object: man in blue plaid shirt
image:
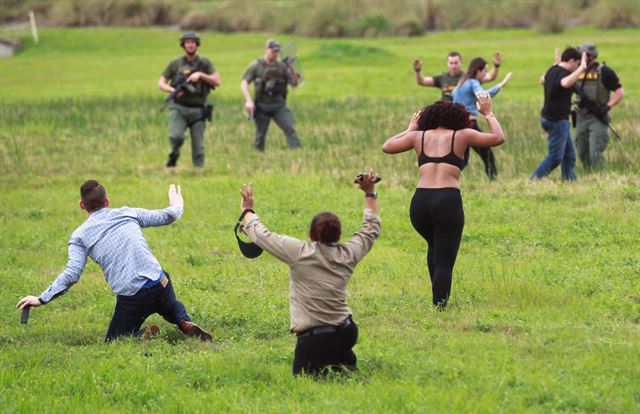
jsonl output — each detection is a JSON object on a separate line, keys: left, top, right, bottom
{"left": 16, "top": 180, "right": 212, "bottom": 343}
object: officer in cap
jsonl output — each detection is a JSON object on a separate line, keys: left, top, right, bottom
{"left": 573, "top": 42, "right": 624, "bottom": 171}
{"left": 241, "top": 39, "right": 302, "bottom": 151}
{"left": 158, "top": 32, "right": 221, "bottom": 168}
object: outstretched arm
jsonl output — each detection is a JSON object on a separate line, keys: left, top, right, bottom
{"left": 382, "top": 111, "right": 421, "bottom": 154}
{"left": 240, "top": 183, "right": 304, "bottom": 265}
{"left": 135, "top": 184, "right": 184, "bottom": 228}
{"left": 17, "top": 242, "right": 88, "bottom": 308}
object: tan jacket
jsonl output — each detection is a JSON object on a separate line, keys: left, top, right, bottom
{"left": 243, "top": 209, "right": 381, "bottom": 331}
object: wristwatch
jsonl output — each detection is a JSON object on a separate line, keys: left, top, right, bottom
{"left": 365, "top": 192, "right": 377, "bottom": 199}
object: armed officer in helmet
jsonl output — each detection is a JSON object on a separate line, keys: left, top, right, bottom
{"left": 241, "top": 39, "right": 301, "bottom": 151}
{"left": 573, "top": 42, "right": 624, "bottom": 171}
{"left": 159, "top": 32, "right": 221, "bottom": 168}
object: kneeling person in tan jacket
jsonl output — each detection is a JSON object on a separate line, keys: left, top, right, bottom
{"left": 239, "top": 172, "right": 381, "bottom": 377}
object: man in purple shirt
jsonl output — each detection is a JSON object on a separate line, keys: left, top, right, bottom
{"left": 16, "top": 180, "right": 212, "bottom": 343}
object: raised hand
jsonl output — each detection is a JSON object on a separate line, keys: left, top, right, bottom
{"left": 579, "top": 51, "right": 588, "bottom": 71}
{"left": 475, "top": 92, "right": 493, "bottom": 116}
{"left": 413, "top": 59, "right": 423, "bottom": 72}
{"left": 492, "top": 51, "right": 502, "bottom": 66}
{"left": 354, "top": 170, "right": 381, "bottom": 193}
{"left": 240, "top": 182, "right": 254, "bottom": 211}
{"left": 408, "top": 111, "right": 421, "bottom": 131}
{"left": 169, "top": 184, "right": 183, "bottom": 207}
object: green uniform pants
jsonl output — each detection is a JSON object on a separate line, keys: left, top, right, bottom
{"left": 168, "top": 103, "right": 206, "bottom": 167}
{"left": 574, "top": 112, "right": 609, "bottom": 171}
{"left": 254, "top": 101, "right": 301, "bottom": 151}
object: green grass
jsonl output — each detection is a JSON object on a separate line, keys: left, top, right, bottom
{"left": 1, "top": 27, "right": 639, "bottom": 413}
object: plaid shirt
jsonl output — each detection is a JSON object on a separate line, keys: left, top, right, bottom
{"left": 39, "top": 205, "right": 183, "bottom": 303}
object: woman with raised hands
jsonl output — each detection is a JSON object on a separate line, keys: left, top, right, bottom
{"left": 453, "top": 57, "right": 512, "bottom": 179}
{"left": 382, "top": 94, "right": 504, "bottom": 308}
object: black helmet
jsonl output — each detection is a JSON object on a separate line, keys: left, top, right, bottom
{"left": 180, "top": 32, "right": 201, "bottom": 47}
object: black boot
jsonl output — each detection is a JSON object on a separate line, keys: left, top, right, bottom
{"left": 166, "top": 153, "right": 178, "bottom": 168}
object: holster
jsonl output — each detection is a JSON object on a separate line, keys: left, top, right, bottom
{"left": 570, "top": 109, "right": 577, "bottom": 128}
{"left": 204, "top": 104, "right": 214, "bottom": 122}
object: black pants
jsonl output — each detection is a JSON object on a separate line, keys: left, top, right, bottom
{"left": 470, "top": 119, "right": 497, "bottom": 179}
{"left": 410, "top": 188, "right": 464, "bottom": 307}
{"left": 293, "top": 317, "right": 359, "bottom": 377}
{"left": 104, "top": 273, "right": 190, "bottom": 342}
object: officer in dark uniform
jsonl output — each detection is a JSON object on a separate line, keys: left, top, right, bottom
{"left": 240, "top": 39, "right": 301, "bottom": 151}
{"left": 158, "top": 32, "right": 220, "bottom": 167}
{"left": 574, "top": 42, "right": 624, "bottom": 171}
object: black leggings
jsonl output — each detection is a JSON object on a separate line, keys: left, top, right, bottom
{"left": 470, "top": 119, "right": 497, "bottom": 179}
{"left": 410, "top": 188, "right": 464, "bottom": 307}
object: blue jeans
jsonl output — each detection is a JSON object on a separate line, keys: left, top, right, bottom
{"left": 104, "top": 272, "right": 190, "bottom": 342}
{"left": 531, "top": 118, "right": 576, "bottom": 181}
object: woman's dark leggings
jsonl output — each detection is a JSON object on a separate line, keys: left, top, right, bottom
{"left": 410, "top": 188, "right": 464, "bottom": 307}
{"left": 470, "top": 119, "right": 497, "bottom": 179}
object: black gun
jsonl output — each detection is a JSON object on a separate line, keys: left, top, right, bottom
{"left": 572, "top": 85, "right": 621, "bottom": 140}
{"left": 161, "top": 72, "right": 196, "bottom": 112}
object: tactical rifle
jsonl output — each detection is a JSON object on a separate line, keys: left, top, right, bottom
{"left": 282, "top": 41, "right": 304, "bottom": 87}
{"left": 161, "top": 72, "right": 196, "bottom": 112}
{"left": 572, "top": 84, "right": 621, "bottom": 140}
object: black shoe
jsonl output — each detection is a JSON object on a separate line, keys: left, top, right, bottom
{"left": 166, "top": 156, "right": 178, "bottom": 168}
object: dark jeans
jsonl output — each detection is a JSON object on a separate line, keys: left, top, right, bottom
{"left": 293, "top": 317, "right": 359, "bottom": 377}
{"left": 531, "top": 117, "right": 576, "bottom": 181}
{"left": 410, "top": 188, "right": 464, "bottom": 307}
{"left": 470, "top": 119, "right": 497, "bottom": 179}
{"left": 104, "top": 272, "right": 190, "bottom": 342}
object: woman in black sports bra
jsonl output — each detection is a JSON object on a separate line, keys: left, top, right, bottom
{"left": 382, "top": 94, "right": 505, "bottom": 308}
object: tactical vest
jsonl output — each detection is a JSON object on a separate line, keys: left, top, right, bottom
{"left": 253, "top": 58, "right": 288, "bottom": 103}
{"left": 173, "top": 55, "right": 211, "bottom": 102}
{"left": 575, "top": 63, "right": 610, "bottom": 114}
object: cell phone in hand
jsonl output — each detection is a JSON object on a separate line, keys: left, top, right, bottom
{"left": 20, "top": 306, "right": 30, "bottom": 324}
{"left": 354, "top": 174, "right": 382, "bottom": 184}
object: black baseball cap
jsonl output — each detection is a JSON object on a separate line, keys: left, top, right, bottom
{"left": 266, "top": 39, "right": 281, "bottom": 52}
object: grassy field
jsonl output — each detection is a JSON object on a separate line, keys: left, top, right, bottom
{"left": 1, "top": 27, "right": 639, "bottom": 413}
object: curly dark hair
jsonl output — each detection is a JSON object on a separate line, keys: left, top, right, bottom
{"left": 417, "top": 101, "right": 471, "bottom": 131}
{"left": 309, "top": 212, "right": 341, "bottom": 244}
